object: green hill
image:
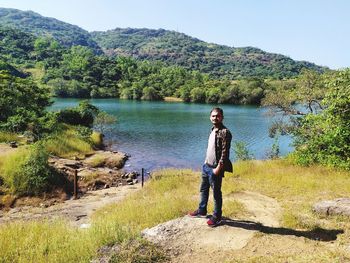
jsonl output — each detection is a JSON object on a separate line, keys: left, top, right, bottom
{"left": 0, "top": 26, "right": 35, "bottom": 66}
{"left": 0, "top": 7, "right": 328, "bottom": 79}
{"left": 0, "top": 8, "right": 101, "bottom": 54}
{"left": 91, "top": 28, "right": 327, "bottom": 79}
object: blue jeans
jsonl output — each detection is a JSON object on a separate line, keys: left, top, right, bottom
{"left": 198, "top": 163, "right": 223, "bottom": 219}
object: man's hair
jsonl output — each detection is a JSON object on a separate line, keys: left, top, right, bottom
{"left": 210, "top": 107, "right": 224, "bottom": 116}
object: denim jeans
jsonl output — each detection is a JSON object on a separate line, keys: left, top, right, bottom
{"left": 198, "top": 163, "right": 223, "bottom": 219}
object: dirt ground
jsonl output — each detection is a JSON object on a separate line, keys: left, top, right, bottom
{"left": 142, "top": 191, "right": 348, "bottom": 263}
{"left": 0, "top": 184, "right": 141, "bottom": 227}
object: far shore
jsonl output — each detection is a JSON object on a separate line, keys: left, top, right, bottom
{"left": 163, "top": 96, "right": 184, "bottom": 102}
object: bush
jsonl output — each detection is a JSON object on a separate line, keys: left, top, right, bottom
{"left": 233, "top": 141, "right": 253, "bottom": 161}
{"left": 1, "top": 143, "right": 53, "bottom": 196}
{"left": 57, "top": 100, "right": 99, "bottom": 127}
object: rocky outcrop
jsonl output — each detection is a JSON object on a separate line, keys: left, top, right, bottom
{"left": 49, "top": 151, "right": 139, "bottom": 192}
{"left": 313, "top": 198, "right": 350, "bottom": 216}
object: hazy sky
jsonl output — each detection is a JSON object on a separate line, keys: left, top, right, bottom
{"left": 1, "top": 0, "right": 349, "bottom": 69}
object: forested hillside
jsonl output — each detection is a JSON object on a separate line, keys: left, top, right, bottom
{"left": 0, "top": 8, "right": 101, "bottom": 54}
{"left": 91, "top": 28, "right": 327, "bottom": 79}
{"left": 0, "top": 7, "right": 328, "bottom": 79}
{"left": 0, "top": 24, "right": 289, "bottom": 104}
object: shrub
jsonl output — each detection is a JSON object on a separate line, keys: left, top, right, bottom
{"left": 57, "top": 100, "right": 99, "bottom": 127}
{"left": 233, "top": 141, "right": 253, "bottom": 161}
{"left": 1, "top": 143, "right": 53, "bottom": 196}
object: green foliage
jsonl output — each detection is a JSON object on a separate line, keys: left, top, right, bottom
{"left": 190, "top": 87, "right": 206, "bottom": 103}
{"left": 267, "top": 135, "right": 280, "bottom": 159}
{"left": 292, "top": 69, "right": 350, "bottom": 170}
{"left": 93, "top": 111, "right": 117, "bottom": 135}
{"left": 1, "top": 142, "right": 53, "bottom": 196}
{"left": 44, "top": 125, "right": 94, "bottom": 158}
{"left": 0, "top": 131, "right": 19, "bottom": 143}
{"left": 57, "top": 100, "right": 99, "bottom": 127}
{"left": 233, "top": 141, "right": 253, "bottom": 161}
{"left": 142, "top": 86, "right": 162, "bottom": 100}
{"left": 91, "top": 28, "right": 327, "bottom": 79}
{"left": 0, "top": 26, "right": 35, "bottom": 66}
{"left": 0, "top": 8, "right": 101, "bottom": 53}
{"left": 0, "top": 10, "right": 330, "bottom": 107}
{"left": 0, "top": 70, "right": 52, "bottom": 134}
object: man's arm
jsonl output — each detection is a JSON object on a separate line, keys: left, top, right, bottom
{"left": 213, "top": 129, "right": 232, "bottom": 175}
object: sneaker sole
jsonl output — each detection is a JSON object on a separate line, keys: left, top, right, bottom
{"left": 188, "top": 214, "right": 207, "bottom": 218}
{"left": 207, "top": 220, "right": 222, "bottom": 227}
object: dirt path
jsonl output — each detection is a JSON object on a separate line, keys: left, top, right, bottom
{"left": 0, "top": 184, "right": 141, "bottom": 227}
{"left": 142, "top": 191, "right": 281, "bottom": 263}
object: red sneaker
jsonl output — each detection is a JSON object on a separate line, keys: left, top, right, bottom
{"left": 207, "top": 216, "right": 222, "bottom": 227}
{"left": 188, "top": 209, "right": 207, "bottom": 217}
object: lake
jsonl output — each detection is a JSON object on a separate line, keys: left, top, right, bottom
{"left": 51, "top": 98, "right": 293, "bottom": 172}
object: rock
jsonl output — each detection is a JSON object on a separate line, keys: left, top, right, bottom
{"left": 128, "top": 172, "right": 139, "bottom": 179}
{"left": 79, "top": 223, "right": 91, "bottom": 229}
{"left": 133, "top": 179, "right": 138, "bottom": 184}
{"left": 9, "top": 141, "right": 18, "bottom": 148}
{"left": 313, "top": 198, "right": 350, "bottom": 216}
{"left": 126, "top": 178, "right": 133, "bottom": 183}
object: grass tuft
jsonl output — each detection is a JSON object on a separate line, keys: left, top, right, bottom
{"left": 0, "top": 131, "right": 20, "bottom": 143}
{"left": 44, "top": 127, "right": 94, "bottom": 158}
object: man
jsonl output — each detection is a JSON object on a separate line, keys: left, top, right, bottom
{"left": 189, "top": 107, "right": 233, "bottom": 227}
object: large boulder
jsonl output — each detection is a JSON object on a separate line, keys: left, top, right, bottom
{"left": 313, "top": 198, "right": 350, "bottom": 216}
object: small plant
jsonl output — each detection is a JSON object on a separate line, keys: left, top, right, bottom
{"left": 233, "top": 141, "right": 253, "bottom": 161}
{"left": 93, "top": 111, "right": 117, "bottom": 136}
{"left": 266, "top": 133, "right": 280, "bottom": 159}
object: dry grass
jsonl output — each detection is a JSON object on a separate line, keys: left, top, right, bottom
{"left": 0, "top": 161, "right": 349, "bottom": 262}
{"left": 0, "top": 131, "right": 20, "bottom": 143}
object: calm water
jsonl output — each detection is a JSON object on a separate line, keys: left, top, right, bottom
{"left": 50, "top": 98, "right": 293, "bottom": 172}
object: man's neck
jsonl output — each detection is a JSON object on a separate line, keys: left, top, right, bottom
{"left": 213, "top": 123, "right": 223, "bottom": 129}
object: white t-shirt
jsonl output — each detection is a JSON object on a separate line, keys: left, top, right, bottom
{"left": 205, "top": 129, "right": 217, "bottom": 166}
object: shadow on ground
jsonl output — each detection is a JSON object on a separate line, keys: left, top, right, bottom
{"left": 221, "top": 218, "right": 344, "bottom": 242}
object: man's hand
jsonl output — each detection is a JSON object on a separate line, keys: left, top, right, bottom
{"left": 213, "top": 161, "right": 224, "bottom": 175}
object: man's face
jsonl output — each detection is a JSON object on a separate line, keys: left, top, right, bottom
{"left": 210, "top": 110, "right": 223, "bottom": 125}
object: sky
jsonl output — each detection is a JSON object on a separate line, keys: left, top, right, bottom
{"left": 0, "top": 0, "right": 349, "bottom": 69}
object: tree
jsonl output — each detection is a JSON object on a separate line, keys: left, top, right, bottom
{"left": 292, "top": 69, "right": 350, "bottom": 170}
{"left": 93, "top": 111, "right": 117, "bottom": 135}
{"left": 0, "top": 71, "right": 52, "bottom": 133}
{"left": 142, "top": 86, "right": 162, "bottom": 100}
{"left": 190, "top": 87, "right": 206, "bottom": 102}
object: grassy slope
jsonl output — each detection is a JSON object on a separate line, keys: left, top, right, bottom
{"left": 0, "top": 160, "right": 349, "bottom": 262}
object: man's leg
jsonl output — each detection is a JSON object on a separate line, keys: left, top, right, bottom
{"left": 210, "top": 173, "right": 223, "bottom": 219}
{"left": 198, "top": 165, "right": 211, "bottom": 214}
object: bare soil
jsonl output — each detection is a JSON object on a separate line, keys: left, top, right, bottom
{"left": 0, "top": 184, "right": 141, "bottom": 227}
{"left": 142, "top": 191, "right": 346, "bottom": 263}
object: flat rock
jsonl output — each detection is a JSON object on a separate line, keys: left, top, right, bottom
{"left": 313, "top": 198, "right": 350, "bottom": 216}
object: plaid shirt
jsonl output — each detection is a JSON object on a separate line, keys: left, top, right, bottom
{"left": 211, "top": 123, "right": 233, "bottom": 172}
